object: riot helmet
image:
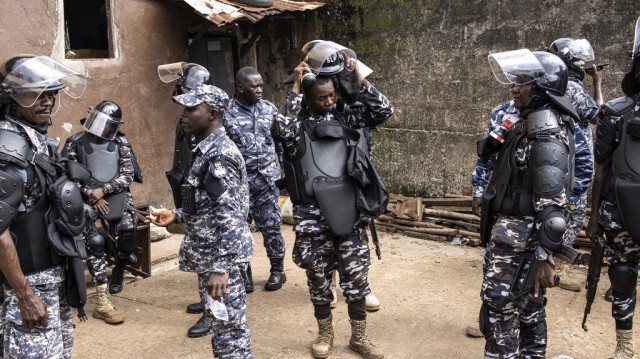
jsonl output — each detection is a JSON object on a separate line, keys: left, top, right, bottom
{"left": 488, "top": 49, "right": 545, "bottom": 86}
{"left": 530, "top": 51, "right": 576, "bottom": 119}
{"left": 548, "top": 38, "right": 594, "bottom": 81}
{"left": 83, "top": 101, "right": 123, "bottom": 140}
{"left": 158, "top": 62, "right": 211, "bottom": 95}
{"left": 548, "top": 37, "right": 574, "bottom": 57}
{"left": 0, "top": 54, "right": 87, "bottom": 114}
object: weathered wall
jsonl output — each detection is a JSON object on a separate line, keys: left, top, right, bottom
{"left": 0, "top": 0, "right": 189, "bottom": 207}
{"left": 318, "top": 0, "right": 640, "bottom": 197}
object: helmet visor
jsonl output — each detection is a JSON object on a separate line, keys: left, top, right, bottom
{"left": 158, "top": 62, "right": 187, "bottom": 83}
{"left": 83, "top": 107, "right": 122, "bottom": 140}
{"left": 3, "top": 56, "right": 87, "bottom": 108}
{"left": 304, "top": 41, "right": 344, "bottom": 76}
{"left": 322, "top": 41, "right": 373, "bottom": 78}
{"left": 488, "top": 49, "right": 545, "bottom": 85}
{"left": 633, "top": 16, "right": 640, "bottom": 59}
{"left": 568, "top": 39, "right": 595, "bottom": 62}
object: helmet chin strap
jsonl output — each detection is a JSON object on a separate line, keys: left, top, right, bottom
{"left": 523, "top": 84, "right": 550, "bottom": 113}
{"left": 567, "top": 64, "right": 585, "bottom": 82}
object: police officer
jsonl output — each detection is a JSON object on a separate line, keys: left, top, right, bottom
{"left": 63, "top": 100, "right": 141, "bottom": 323}
{"left": 272, "top": 41, "right": 392, "bottom": 359}
{"left": 158, "top": 62, "right": 214, "bottom": 334}
{"left": 149, "top": 84, "right": 254, "bottom": 358}
{"left": 586, "top": 18, "right": 640, "bottom": 359}
{"left": 225, "top": 67, "right": 286, "bottom": 291}
{"left": 0, "top": 55, "right": 89, "bottom": 358}
{"left": 548, "top": 37, "right": 603, "bottom": 292}
{"left": 478, "top": 49, "right": 578, "bottom": 357}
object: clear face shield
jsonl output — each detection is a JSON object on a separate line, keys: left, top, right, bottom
{"left": 488, "top": 49, "right": 545, "bottom": 85}
{"left": 568, "top": 39, "right": 595, "bottom": 63}
{"left": 633, "top": 17, "right": 640, "bottom": 60}
{"left": 157, "top": 62, "right": 187, "bottom": 84}
{"left": 303, "top": 42, "right": 344, "bottom": 76}
{"left": 83, "top": 107, "right": 123, "bottom": 140}
{"left": 1, "top": 56, "right": 87, "bottom": 114}
{"left": 306, "top": 40, "right": 374, "bottom": 78}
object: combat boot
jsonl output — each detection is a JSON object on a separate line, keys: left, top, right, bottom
{"left": 610, "top": 329, "right": 635, "bottom": 359}
{"left": 186, "top": 302, "right": 204, "bottom": 314}
{"left": 92, "top": 284, "right": 125, "bottom": 324}
{"left": 264, "top": 258, "right": 286, "bottom": 291}
{"left": 312, "top": 315, "right": 333, "bottom": 358}
{"left": 109, "top": 264, "right": 126, "bottom": 294}
{"left": 365, "top": 292, "right": 381, "bottom": 312}
{"left": 557, "top": 260, "right": 581, "bottom": 292}
{"left": 188, "top": 314, "right": 212, "bottom": 338}
{"left": 349, "top": 319, "right": 384, "bottom": 359}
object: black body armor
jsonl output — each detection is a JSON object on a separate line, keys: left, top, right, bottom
{"left": 166, "top": 123, "right": 194, "bottom": 208}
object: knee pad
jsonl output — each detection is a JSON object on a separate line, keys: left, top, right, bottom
{"left": 117, "top": 229, "right": 138, "bottom": 253}
{"left": 609, "top": 262, "right": 638, "bottom": 294}
{"left": 87, "top": 231, "right": 105, "bottom": 258}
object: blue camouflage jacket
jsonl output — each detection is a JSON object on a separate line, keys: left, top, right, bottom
{"left": 172, "top": 127, "right": 253, "bottom": 274}
{"left": 471, "top": 100, "right": 593, "bottom": 203}
{"left": 224, "top": 98, "right": 282, "bottom": 185}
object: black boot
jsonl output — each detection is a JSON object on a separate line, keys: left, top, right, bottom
{"left": 109, "top": 264, "right": 125, "bottom": 295}
{"left": 186, "top": 302, "right": 204, "bottom": 314}
{"left": 264, "top": 258, "right": 286, "bottom": 291}
{"left": 244, "top": 264, "right": 254, "bottom": 294}
{"left": 187, "top": 314, "right": 212, "bottom": 338}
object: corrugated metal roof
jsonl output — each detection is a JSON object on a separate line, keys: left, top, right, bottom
{"left": 183, "top": 0, "right": 324, "bottom": 26}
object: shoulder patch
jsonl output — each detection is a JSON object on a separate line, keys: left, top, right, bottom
{"left": 209, "top": 156, "right": 228, "bottom": 178}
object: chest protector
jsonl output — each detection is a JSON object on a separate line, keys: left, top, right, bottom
{"left": 0, "top": 130, "right": 63, "bottom": 276}
{"left": 484, "top": 109, "right": 575, "bottom": 217}
{"left": 283, "top": 115, "right": 361, "bottom": 235}
{"left": 606, "top": 96, "right": 640, "bottom": 238}
{"left": 71, "top": 132, "right": 125, "bottom": 221}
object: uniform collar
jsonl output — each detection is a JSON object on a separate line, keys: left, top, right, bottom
{"left": 232, "top": 96, "right": 261, "bottom": 112}
{"left": 195, "top": 126, "right": 226, "bottom": 154}
{"left": 1, "top": 113, "right": 50, "bottom": 154}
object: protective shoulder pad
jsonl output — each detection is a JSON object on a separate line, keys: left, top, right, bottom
{"left": 603, "top": 96, "right": 637, "bottom": 116}
{"left": 526, "top": 109, "right": 561, "bottom": 136}
{"left": 0, "top": 129, "right": 32, "bottom": 168}
{"left": 66, "top": 131, "right": 87, "bottom": 144}
{"left": 0, "top": 167, "right": 24, "bottom": 232}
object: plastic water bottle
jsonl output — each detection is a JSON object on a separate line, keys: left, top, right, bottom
{"left": 206, "top": 294, "right": 229, "bottom": 321}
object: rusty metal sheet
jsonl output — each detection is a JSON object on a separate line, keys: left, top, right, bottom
{"left": 183, "top": 0, "right": 324, "bottom": 26}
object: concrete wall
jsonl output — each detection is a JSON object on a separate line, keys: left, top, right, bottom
{"left": 0, "top": 0, "right": 189, "bottom": 207}
{"left": 317, "top": 0, "right": 640, "bottom": 197}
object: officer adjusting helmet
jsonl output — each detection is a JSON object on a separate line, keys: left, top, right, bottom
{"left": 0, "top": 54, "right": 87, "bottom": 115}
{"left": 158, "top": 62, "right": 211, "bottom": 96}
{"left": 83, "top": 101, "right": 123, "bottom": 140}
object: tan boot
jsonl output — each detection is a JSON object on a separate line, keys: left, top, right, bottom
{"left": 465, "top": 322, "right": 483, "bottom": 338}
{"left": 349, "top": 319, "right": 384, "bottom": 359}
{"left": 557, "top": 260, "right": 582, "bottom": 292}
{"left": 365, "top": 292, "right": 381, "bottom": 312}
{"left": 312, "top": 315, "right": 333, "bottom": 359}
{"left": 92, "top": 284, "right": 125, "bottom": 324}
{"left": 610, "top": 329, "right": 635, "bottom": 359}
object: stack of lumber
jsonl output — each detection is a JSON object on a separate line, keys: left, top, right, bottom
{"left": 375, "top": 194, "right": 482, "bottom": 246}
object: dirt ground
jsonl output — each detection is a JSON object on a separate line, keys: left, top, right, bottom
{"left": 72, "top": 225, "right": 627, "bottom": 358}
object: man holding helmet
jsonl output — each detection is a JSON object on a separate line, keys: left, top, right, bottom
{"left": 0, "top": 54, "right": 89, "bottom": 358}
{"left": 586, "top": 16, "right": 640, "bottom": 359}
{"left": 158, "top": 62, "right": 215, "bottom": 337}
{"left": 548, "top": 37, "right": 602, "bottom": 292}
{"left": 63, "top": 100, "right": 142, "bottom": 323}
{"left": 478, "top": 49, "right": 579, "bottom": 357}
{"left": 273, "top": 41, "right": 393, "bottom": 359}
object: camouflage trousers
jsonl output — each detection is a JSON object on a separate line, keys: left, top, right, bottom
{"left": 248, "top": 175, "right": 285, "bottom": 260}
{"left": 2, "top": 268, "right": 73, "bottom": 358}
{"left": 197, "top": 264, "right": 253, "bottom": 359}
{"left": 481, "top": 215, "right": 547, "bottom": 359}
{"left": 293, "top": 226, "right": 371, "bottom": 305}
{"left": 87, "top": 254, "right": 108, "bottom": 286}
{"left": 564, "top": 192, "right": 587, "bottom": 247}
{"left": 605, "top": 230, "right": 640, "bottom": 328}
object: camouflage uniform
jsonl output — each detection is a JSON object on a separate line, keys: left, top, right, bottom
{"left": 170, "top": 88, "right": 254, "bottom": 358}
{"left": 563, "top": 80, "right": 597, "bottom": 247}
{"left": 63, "top": 132, "right": 138, "bottom": 286}
{"left": 272, "top": 81, "right": 393, "bottom": 306}
{"left": 594, "top": 101, "right": 640, "bottom": 330}
{"left": 476, "top": 106, "right": 572, "bottom": 358}
{"left": 0, "top": 116, "right": 74, "bottom": 358}
{"left": 224, "top": 98, "right": 285, "bottom": 260}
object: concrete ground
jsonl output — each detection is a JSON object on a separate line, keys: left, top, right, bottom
{"left": 73, "top": 225, "right": 626, "bottom": 359}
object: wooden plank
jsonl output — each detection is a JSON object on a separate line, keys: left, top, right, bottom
{"left": 423, "top": 208, "right": 480, "bottom": 223}
{"left": 378, "top": 215, "right": 444, "bottom": 229}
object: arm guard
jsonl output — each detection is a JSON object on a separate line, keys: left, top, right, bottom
{"left": 0, "top": 166, "right": 24, "bottom": 233}
{"left": 594, "top": 114, "right": 618, "bottom": 165}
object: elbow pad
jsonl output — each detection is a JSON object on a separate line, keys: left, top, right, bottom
{"left": 0, "top": 168, "right": 24, "bottom": 233}
{"left": 537, "top": 207, "right": 567, "bottom": 252}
